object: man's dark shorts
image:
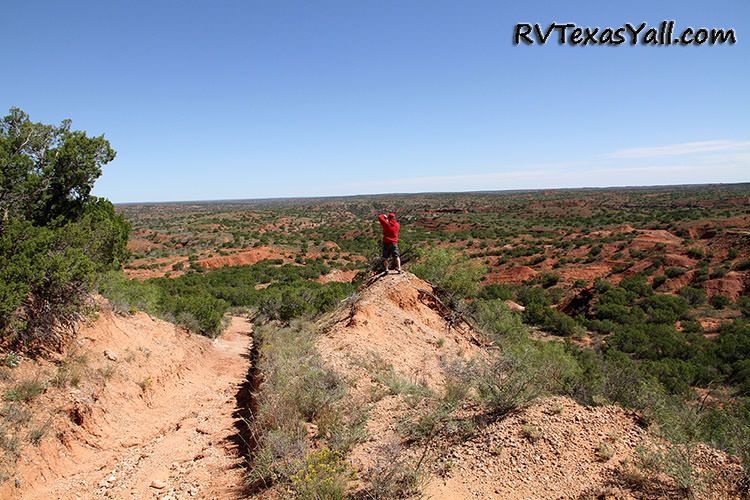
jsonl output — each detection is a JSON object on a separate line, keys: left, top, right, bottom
{"left": 382, "top": 242, "right": 400, "bottom": 259}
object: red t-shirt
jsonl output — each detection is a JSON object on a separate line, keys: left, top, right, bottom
{"left": 378, "top": 214, "right": 400, "bottom": 244}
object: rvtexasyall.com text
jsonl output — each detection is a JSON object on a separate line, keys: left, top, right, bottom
{"left": 514, "top": 21, "right": 737, "bottom": 46}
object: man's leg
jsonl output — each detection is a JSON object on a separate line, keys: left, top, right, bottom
{"left": 396, "top": 256, "right": 402, "bottom": 273}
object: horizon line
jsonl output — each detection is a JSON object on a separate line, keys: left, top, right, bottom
{"left": 113, "top": 180, "right": 750, "bottom": 206}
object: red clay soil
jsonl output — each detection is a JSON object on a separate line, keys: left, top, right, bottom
{"left": 663, "top": 253, "right": 697, "bottom": 268}
{"left": 126, "top": 238, "right": 165, "bottom": 253}
{"left": 125, "top": 257, "right": 189, "bottom": 280}
{"left": 318, "top": 272, "right": 483, "bottom": 390}
{"left": 558, "top": 263, "right": 613, "bottom": 283}
{"left": 198, "top": 246, "right": 284, "bottom": 269}
{"left": 704, "top": 272, "right": 746, "bottom": 301}
{"left": 661, "top": 269, "right": 698, "bottom": 293}
{"left": 632, "top": 229, "right": 682, "bottom": 247}
{"left": 315, "top": 269, "right": 359, "bottom": 284}
{"left": 698, "top": 317, "right": 725, "bottom": 333}
{"left": 485, "top": 266, "right": 539, "bottom": 284}
{"left": 5, "top": 306, "right": 252, "bottom": 500}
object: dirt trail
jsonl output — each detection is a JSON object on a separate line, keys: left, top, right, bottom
{"left": 18, "top": 316, "right": 253, "bottom": 500}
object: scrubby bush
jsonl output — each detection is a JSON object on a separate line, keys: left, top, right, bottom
{"left": 523, "top": 303, "right": 585, "bottom": 337}
{"left": 709, "top": 294, "right": 731, "bottom": 310}
{"left": 711, "top": 266, "right": 729, "bottom": 279}
{"left": 652, "top": 274, "right": 668, "bottom": 289}
{"left": 640, "top": 295, "right": 689, "bottom": 324}
{"left": 539, "top": 272, "right": 560, "bottom": 288}
{"left": 686, "top": 247, "right": 704, "bottom": 259}
{"left": 678, "top": 286, "right": 706, "bottom": 307}
{"left": 96, "top": 271, "right": 161, "bottom": 315}
{"left": 248, "top": 322, "right": 362, "bottom": 492}
{"left": 410, "top": 248, "right": 485, "bottom": 303}
{"left": 471, "top": 339, "right": 582, "bottom": 415}
{"left": 620, "top": 275, "right": 653, "bottom": 297}
{"left": 738, "top": 296, "right": 750, "bottom": 318}
{"left": 471, "top": 299, "right": 528, "bottom": 341}
{"left": 479, "top": 284, "right": 513, "bottom": 301}
{"left": 665, "top": 267, "right": 687, "bottom": 279}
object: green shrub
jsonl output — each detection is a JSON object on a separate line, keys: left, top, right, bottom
{"left": 620, "top": 275, "right": 653, "bottom": 297}
{"left": 652, "top": 275, "right": 668, "bottom": 289}
{"left": 686, "top": 247, "right": 704, "bottom": 259}
{"left": 710, "top": 267, "right": 729, "bottom": 279}
{"left": 472, "top": 339, "right": 582, "bottom": 414}
{"left": 479, "top": 284, "right": 513, "bottom": 301}
{"left": 665, "top": 267, "right": 686, "bottom": 279}
{"left": 678, "top": 286, "right": 706, "bottom": 307}
{"left": 410, "top": 248, "right": 485, "bottom": 302}
{"left": 472, "top": 299, "right": 528, "bottom": 341}
{"left": 738, "top": 296, "right": 750, "bottom": 318}
{"left": 4, "top": 379, "right": 45, "bottom": 402}
{"left": 539, "top": 272, "right": 560, "bottom": 288}
{"left": 709, "top": 294, "right": 731, "bottom": 309}
{"left": 640, "top": 295, "right": 689, "bottom": 324}
{"left": 97, "top": 271, "right": 161, "bottom": 315}
{"left": 523, "top": 304, "right": 585, "bottom": 337}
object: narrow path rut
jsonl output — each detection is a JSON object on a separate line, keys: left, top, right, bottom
{"left": 25, "top": 316, "right": 253, "bottom": 500}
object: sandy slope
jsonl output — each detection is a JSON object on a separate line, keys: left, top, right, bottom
{"left": 7, "top": 310, "right": 252, "bottom": 500}
{"left": 316, "top": 272, "right": 744, "bottom": 499}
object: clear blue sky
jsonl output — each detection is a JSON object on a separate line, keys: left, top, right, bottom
{"left": 3, "top": 0, "right": 748, "bottom": 202}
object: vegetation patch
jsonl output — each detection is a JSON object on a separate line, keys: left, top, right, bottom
{"left": 246, "top": 321, "right": 366, "bottom": 496}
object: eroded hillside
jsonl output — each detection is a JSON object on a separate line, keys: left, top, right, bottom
{"left": 246, "top": 271, "right": 746, "bottom": 498}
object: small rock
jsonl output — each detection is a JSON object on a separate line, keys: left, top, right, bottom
{"left": 106, "top": 474, "right": 116, "bottom": 483}
{"left": 304, "top": 422, "right": 319, "bottom": 438}
{"left": 150, "top": 480, "right": 167, "bottom": 489}
{"left": 104, "top": 349, "right": 118, "bottom": 361}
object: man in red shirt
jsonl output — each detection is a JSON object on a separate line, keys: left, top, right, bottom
{"left": 378, "top": 212, "right": 401, "bottom": 273}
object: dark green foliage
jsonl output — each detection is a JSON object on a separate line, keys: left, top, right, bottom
{"left": 479, "top": 284, "right": 513, "bottom": 301}
{"left": 678, "top": 286, "right": 706, "bottom": 306}
{"left": 738, "top": 296, "right": 750, "bottom": 318}
{"left": 98, "top": 260, "right": 355, "bottom": 336}
{"left": 257, "top": 282, "right": 354, "bottom": 322}
{"left": 710, "top": 294, "right": 731, "bottom": 309}
{"left": 516, "top": 286, "right": 551, "bottom": 307}
{"left": 539, "top": 272, "right": 560, "bottom": 288}
{"left": 410, "top": 247, "right": 485, "bottom": 303}
{"left": 710, "top": 266, "right": 728, "bottom": 279}
{"left": 686, "top": 247, "right": 704, "bottom": 259}
{"left": 665, "top": 267, "right": 686, "bottom": 279}
{"left": 523, "top": 303, "right": 584, "bottom": 337}
{"left": 714, "top": 320, "right": 750, "bottom": 395}
{"left": 735, "top": 259, "right": 750, "bottom": 271}
{"left": 620, "top": 275, "right": 653, "bottom": 297}
{"left": 640, "top": 295, "right": 689, "bottom": 324}
{"left": 471, "top": 299, "right": 528, "bottom": 341}
{"left": 0, "top": 108, "right": 116, "bottom": 226}
{"left": 0, "top": 109, "right": 123, "bottom": 349}
{"left": 652, "top": 274, "right": 668, "bottom": 289}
